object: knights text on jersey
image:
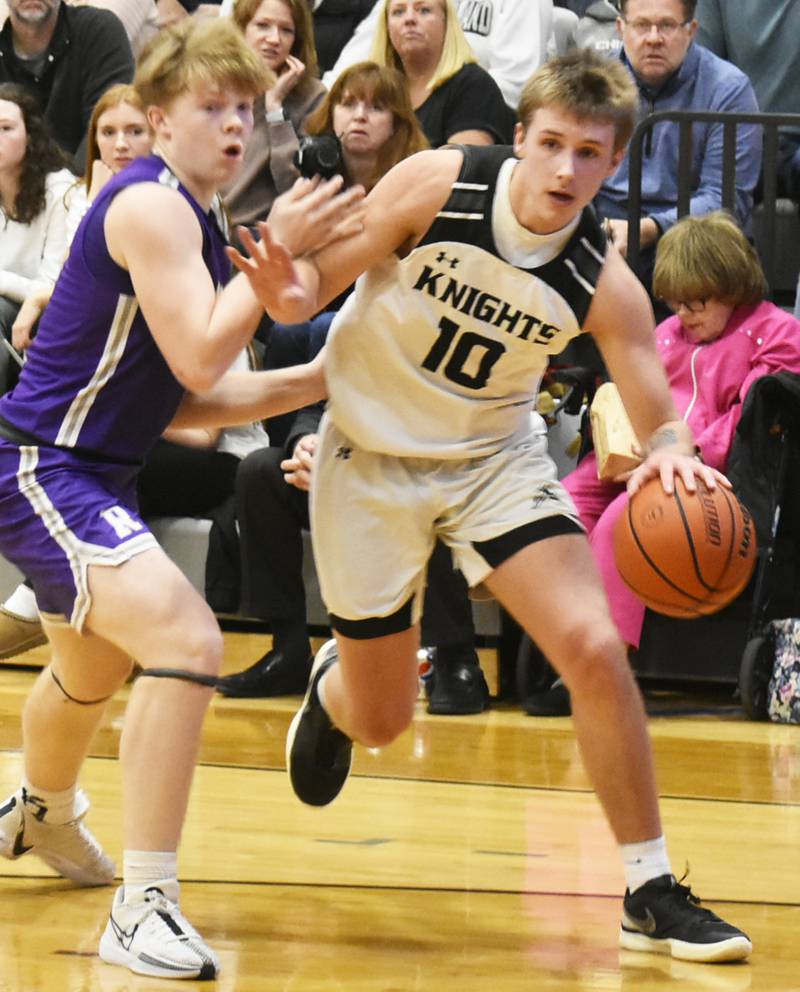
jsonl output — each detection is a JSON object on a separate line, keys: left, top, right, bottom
{"left": 325, "top": 145, "right": 607, "bottom": 458}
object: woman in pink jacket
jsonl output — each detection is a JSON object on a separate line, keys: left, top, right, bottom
{"left": 566, "top": 210, "right": 800, "bottom": 651}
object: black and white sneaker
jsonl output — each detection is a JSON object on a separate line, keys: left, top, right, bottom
{"left": 286, "top": 638, "right": 352, "bottom": 806}
{"left": 620, "top": 874, "right": 752, "bottom": 963}
{"left": 99, "top": 883, "right": 219, "bottom": 979}
{"left": 0, "top": 787, "right": 115, "bottom": 886}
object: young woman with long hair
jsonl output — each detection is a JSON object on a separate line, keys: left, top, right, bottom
{"left": 0, "top": 83, "right": 75, "bottom": 390}
{"left": 225, "top": 0, "right": 327, "bottom": 228}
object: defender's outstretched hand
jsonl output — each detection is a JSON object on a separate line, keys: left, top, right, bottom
{"left": 227, "top": 224, "right": 309, "bottom": 321}
{"left": 266, "top": 175, "right": 366, "bottom": 257}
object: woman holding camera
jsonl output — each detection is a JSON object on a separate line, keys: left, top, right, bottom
{"left": 305, "top": 60, "right": 429, "bottom": 193}
{"left": 225, "top": 0, "right": 326, "bottom": 230}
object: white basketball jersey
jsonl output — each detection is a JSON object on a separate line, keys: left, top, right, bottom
{"left": 325, "top": 145, "right": 608, "bottom": 458}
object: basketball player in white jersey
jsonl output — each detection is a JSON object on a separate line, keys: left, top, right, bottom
{"left": 232, "top": 49, "right": 751, "bottom": 963}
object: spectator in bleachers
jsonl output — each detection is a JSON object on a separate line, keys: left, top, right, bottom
{"left": 446, "top": 0, "right": 553, "bottom": 111}
{"left": 0, "top": 83, "right": 76, "bottom": 396}
{"left": 78, "top": 84, "right": 153, "bottom": 206}
{"left": 10, "top": 84, "right": 152, "bottom": 356}
{"left": 224, "top": 0, "right": 326, "bottom": 233}
{"left": 0, "top": 0, "right": 135, "bottom": 169}
{"left": 0, "top": 1, "right": 160, "bottom": 54}
{"left": 369, "top": 0, "right": 514, "bottom": 148}
{"left": 325, "top": 0, "right": 544, "bottom": 118}
{"left": 214, "top": 317, "right": 335, "bottom": 697}
{"left": 594, "top": 0, "right": 761, "bottom": 311}
{"left": 528, "top": 212, "right": 800, "bottom": 715}
{"left": 695, "top": 0, "right": 800, "bottom": 206}
{"left": 306, "top": 60, "right": 428, "bottom": 190}
{"left": 218, "top": 62, "right": 489, "bottom": 713}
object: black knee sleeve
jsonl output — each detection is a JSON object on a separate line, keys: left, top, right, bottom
{"left": 136, "top": 667, "right": 220, "bottom": 689}
{"left": 50, "top": 667, "right": 114, "bottom": 706}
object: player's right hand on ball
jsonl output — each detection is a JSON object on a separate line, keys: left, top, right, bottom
{"left": 626, "top": 449, "right": 731, "bottom": 498}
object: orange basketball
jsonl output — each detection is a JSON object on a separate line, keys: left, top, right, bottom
{"left": 613, "top": 476, "right": 757, "bottom": 618}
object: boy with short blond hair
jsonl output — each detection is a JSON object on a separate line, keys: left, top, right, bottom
{"left": 0, "top": 16, "right": 361, "bottom": 979}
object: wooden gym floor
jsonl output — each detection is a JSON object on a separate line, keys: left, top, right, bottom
{"left": 0, "top": 633, "right": 798, "bottom": 991}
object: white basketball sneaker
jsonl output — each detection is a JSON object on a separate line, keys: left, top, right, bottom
{"left": 99, "top": 882, "right": 219, "bottom": 980}
{"left": 0, "top": 787, "right": 115, "bottom": 886}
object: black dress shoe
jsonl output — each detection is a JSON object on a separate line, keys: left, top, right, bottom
{"left": 427, "top": 649, "right": 490, "bottom": 715}
{"left": 524, "top": 679, "right": 571, "bottom": 716}
{"left": 216, "top": 649, "right": 312, "bottom": 698}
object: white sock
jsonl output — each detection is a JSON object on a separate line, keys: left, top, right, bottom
{"left": 123, "top": 850, "right": 178, "bottom": 899}
{"left": 620, "top": 835, "right": 672, "bottom": 893}
{"left": 5, "top": 584, "right": 39, "bottom": 621}
{"left": 21, "top": 779, "right": 79, "bottom": 825}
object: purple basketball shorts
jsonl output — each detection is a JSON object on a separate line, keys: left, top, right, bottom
{"left": 0, "top": 439, "right": 158, "bottom": 630}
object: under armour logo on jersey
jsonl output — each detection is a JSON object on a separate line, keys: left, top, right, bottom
{"left": 435, "top": 251, "right": 460, "bottom": 269}
{"left": 532, "top": 483, "right": 559, "bottom": 509}
{"left": 100, "top": 505, "right": 144, "bottom": 539}
{"left": 334, "top": 445, "right": 352, "bottom": 461}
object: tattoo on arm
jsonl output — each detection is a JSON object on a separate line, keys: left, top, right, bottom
{"left": 647, "top": 420, "right": 695, "bottom": 456}
{"left": 648, "top": 426, "right": 680, "bottom": 450}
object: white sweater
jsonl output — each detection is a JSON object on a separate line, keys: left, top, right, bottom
{"left": 0, "top": 168, "right": 78, "bottom": 303}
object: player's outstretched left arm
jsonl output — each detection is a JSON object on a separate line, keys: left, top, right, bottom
{"left": 585, "top": 243, "right": 728, "bottom": 497}
{"left": 171, "top": 348, "right": 327, "bottom": 430}
{"left": 227, "top": 223, "right": 311, "bottom": 326}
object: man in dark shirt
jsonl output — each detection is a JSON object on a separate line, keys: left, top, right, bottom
{"left": 0, "top": 0, "right": 134, "bottom": 168}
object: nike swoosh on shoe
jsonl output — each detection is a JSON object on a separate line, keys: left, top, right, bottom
{"left": 12, "top": 823, "right": 32, "bottom": 857}
{"left": 622, "top": 907, "right": 658, "bottom": 935}
{"left": 110, "top": 917, "right": 139, "bottom": 952}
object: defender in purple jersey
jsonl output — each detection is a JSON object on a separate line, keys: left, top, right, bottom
{"left": 0, "top": 17, "right": 363, "bottom": 981}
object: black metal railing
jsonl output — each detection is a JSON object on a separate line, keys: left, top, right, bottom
{"left": 626, "top": 109, "right": 800, "bottom": 293}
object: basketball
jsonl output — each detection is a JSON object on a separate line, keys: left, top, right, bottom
{"left": 613, "top": 476, "right": 757, "bottom": 618}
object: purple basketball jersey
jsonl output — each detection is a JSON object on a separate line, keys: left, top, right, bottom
{"left": 0, "top": 155, "right": 231, "bottom": 464}
{"left": 0, "top": 156, "right": 232, "bottom": 626}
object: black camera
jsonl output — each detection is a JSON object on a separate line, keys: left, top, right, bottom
{"left": 293, "top": 133, "right": 344, "bottom": 181}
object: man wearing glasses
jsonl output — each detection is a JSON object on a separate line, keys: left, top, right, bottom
{"left": 594, "top": 0, "right": 761, "bottom": 315}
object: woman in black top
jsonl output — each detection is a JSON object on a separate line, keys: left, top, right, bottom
{"left": 370, "top": 0, "right": 514, "bottom": 147}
